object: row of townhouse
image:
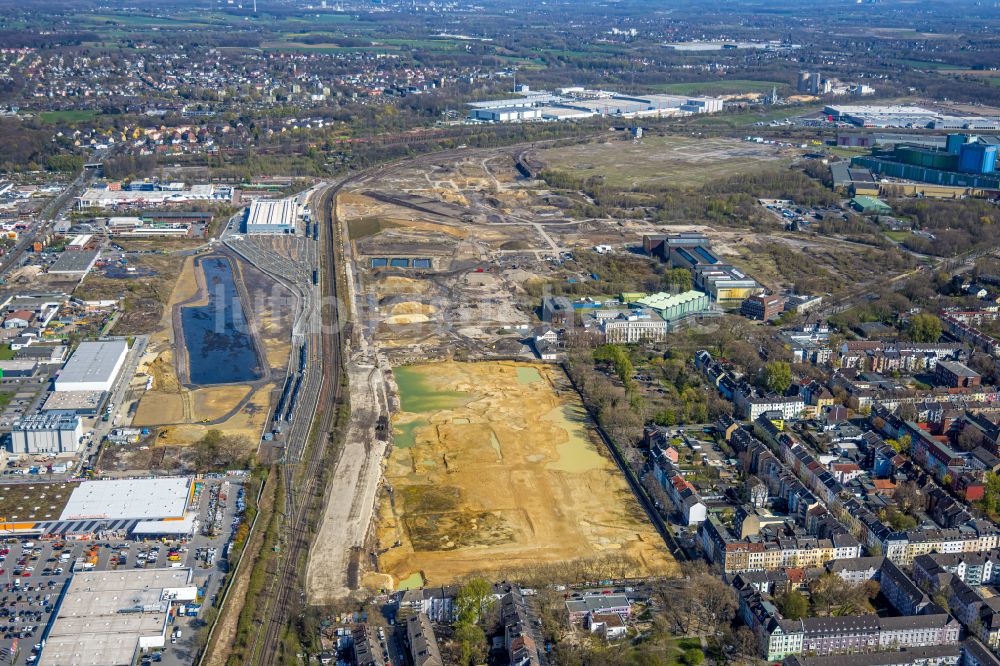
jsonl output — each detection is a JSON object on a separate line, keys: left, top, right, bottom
{"left": 840, "top": 341, "right": 964, "bottom": 359}
{"left": 912, "top": 550, "right": 1000, "bottom": 651}
{"left": 501, "top": 588, "right": 541, "bottom": 666}
{"left": 699, "top": 515, "right": 861, "bottom": 574}
{"left": 746, "top": 420, "right": 1000, "bottom": 569}
{"left": 696, "top": 350, "right": 806, "bottom": 419}
{"left": 738, "top": 583, "right": 961, "bottom": 662}
{"left": 842, "top": 496, "right": 1000, "bottom": 566}
{"left": 913, "top": 549, "right": 1000, "bottom": 591}
{"left": 949, "top": 578, "right": 1000, "bottom": 650}
{"left": 943, "top": 313, "right": 1000, "bottom": 358}
{"left": 784, "top": 640, "right": 1000, "bottom": 666}
{"left": 695, "top": 349, "right": 739, "bottom": 400}
{"left": 752, "top": 417, "right": 850, "bottom": 510}
{"left": 830, "top": 372, "right": 999, "bottom": 413}
{"left": 825, "top": 555, "right": 942, "bottom": 617}
{"left": 651, "top": 448, "right": 707, "bottom": 525}
{"left": 742, "top": 411, "right": 1000, "bottom": 570}
{"left": 877, "top": 415, "right": 992, "bottom": 503}
{"left": 736, "top": 387, "right": 806, "bottom": 421}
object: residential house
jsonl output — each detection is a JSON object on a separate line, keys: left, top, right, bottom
{"left": 405, "top": 613, "right": 444, "bottom": 666}
{"left": 588, "top": 612, "right": 627, "bottom": 641}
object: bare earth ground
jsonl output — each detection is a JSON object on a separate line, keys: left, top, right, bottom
{"left": 131, "top": 252, "right": 288, "bottom": 446}
{"left": 532, "top": 135, "right": 795, "bottom": 189}
{"left": 307, "top": 146, "right": 893, "bottom": 601}
{"left": 306, "top": 360, "right": 388, "bottom": 603}
{"left": 374, "top": 361, "right": 676, "bottom": 588}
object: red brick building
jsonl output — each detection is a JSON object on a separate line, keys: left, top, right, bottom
{"left": 741, "top": 294, "right": 785, "bottom": 321}
{"left": 934, "top": 360, "right": 982, "bottom": 388}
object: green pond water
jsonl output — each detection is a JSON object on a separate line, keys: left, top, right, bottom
{"left": 393, "top": 419, "right": 428, "bottom": 449}
{"left": 394, "top": 366, "right": 468, "bottom": 413}
{"left": 544, "top": 403, "right": 604, "bottom": 473}
{"left": 516, "top": 366, "right": 543, "bottom": 384}
{"left": 397, "top": 572, "right": 425, "bottom": 590}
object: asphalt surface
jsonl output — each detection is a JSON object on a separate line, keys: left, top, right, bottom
{"left": 0, "top": 476, "right": 245, "bottom": 666}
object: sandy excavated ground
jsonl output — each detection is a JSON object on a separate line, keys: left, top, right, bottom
{"left": 131, "top": 253, "right": 285, "bottom": 446}
{"left": 375, "top": 361, "right": 676, "bottom": 588}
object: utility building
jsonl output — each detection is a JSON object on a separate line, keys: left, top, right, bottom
{"left": 11, "top": 413, "right": 84, "bottom": 454}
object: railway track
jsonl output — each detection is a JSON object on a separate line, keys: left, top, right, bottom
{"left": 247, "top": 176, "right": 359, "bottom": 666}
{"left": 245, "top": 139, "right": 599, "bottom": 662}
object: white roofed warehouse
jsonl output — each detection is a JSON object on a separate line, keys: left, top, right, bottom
{"left": 55, "top": 339, "right": 128, "bottom": 392}
{"left": 38, "top": 568, "right": 197, "bottom": 666}
{"left": 244, "top": 199, "right": 297, "bottom": 235}
{"left": 59, "top": 477, "right": 191, "bottom": 521}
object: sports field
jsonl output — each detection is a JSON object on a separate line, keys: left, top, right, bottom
{"left": 375, "top": 361, "right": 676, "bottom": 588}
{"left": 535, "top": 135, "right": 794, "bottom": 189}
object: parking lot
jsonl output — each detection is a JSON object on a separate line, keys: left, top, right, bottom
{"left": 0, "top": 476, "right": 245, "bottom": 666}
{"left": 759, "top": 199, "right": 847, "bottom": 231}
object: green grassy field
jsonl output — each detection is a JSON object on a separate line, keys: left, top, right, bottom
{"left": 377, "top": 38, "right": 462, "bottom": 50}
{"left": 37, "top": 110, "right": 98, "bottom": 124}
{"left": 685, "top": 103, "right": 825, "bottom": 129}
{"left": 884, "top": 230, "right": 910, "bottom": 242}
{"left": 895, "top": 58, "right": 951, "bottom": 69}
{"left": 648, "top": 79, "right": 787, "bottom": 96}
{"left": 261, "top": 42, "right": 389, "bottom": 54}
{"left": 829, "top": 146, "right": 871, "bottom": 158}
{"left": 535, "top": 134, "right": 795, "bottom": 189}
{"left": 83, "top": 13, "right": 221, "bottom": 28}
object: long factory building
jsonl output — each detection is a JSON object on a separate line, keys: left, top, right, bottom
{"left": 54, "top": 339, "right": 129, "bottom": 393}
{"left": 468, "top": 87, "right": 723, "bottom": 122}
{"left": 244, "top": 198, "right": 298, "bottom": 235}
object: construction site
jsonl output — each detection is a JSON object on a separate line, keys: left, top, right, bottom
{"left": 129, "top": 248, "right": 293, "bottom": 454}
{"left": 371, "top": 360, "right": 676, "bottom": 589}
{"left": 308, "top": 141, "right": 810, "bottom": 599}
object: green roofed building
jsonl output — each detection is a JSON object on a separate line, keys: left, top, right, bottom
{"left": 620, "top": 292, "right": 647, "bottom": 303}
{"left": 635, "top": 290, "right": 710, "bottom": 322}
{"left": 850, "top": 195, "right": 892, "bottom": 214}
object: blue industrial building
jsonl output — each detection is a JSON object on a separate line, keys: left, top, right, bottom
{"left": 958, "top": 142, "right": 998, "bottom": 175}
{"left": 852, "top": 133, "right": 1000, "bottom": 185}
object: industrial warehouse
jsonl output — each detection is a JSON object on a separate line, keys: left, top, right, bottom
{"left": 244, "top": 198, "right": 298, "bottom": 234}
{"left": 74, "top": 182, "right": 234, "bottom": 209}
{"left": 0, "top": 477, "right": 196, "bottom": 537}
{"left": 467, "top": 86, "right": 724, "bottom": 122}
{"left": 54, "top": 339, "right": 128, "bottom": 392}
{"left": 850, "top": 132, "right": 1000, "bottom": 190}
{"left": 826, "top": 104, "right": 1000, "bottom": 130}
{"left": 0, "top": 474, "right": 243, "bottom": 665}
{"left": 38, "top": 568, "right": 198, "bottom": 666}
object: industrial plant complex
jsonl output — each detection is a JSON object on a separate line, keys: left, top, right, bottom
{"left": 467, "top": 86, "right": 724, "bottom": 122}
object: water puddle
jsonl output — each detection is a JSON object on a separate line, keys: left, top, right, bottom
{"left": 397, "top": 572, "right": 425, "bottom": 590}
{"left": 544, "top": 403, "right": 604, "bottom": 473}
{"left": 394, "top": 366, "right": 468, "bottom": 413}
{"left": 393, "top": 419, "right": 427, "bottom": 449}
{"left": 516, "top": 366, "right": 543, "bottom": 384}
